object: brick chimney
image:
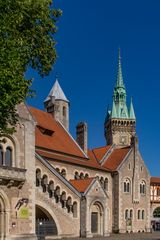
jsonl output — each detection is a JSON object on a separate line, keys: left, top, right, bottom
{"left": 76, "top": 122, "right": 88, "bottom": 155}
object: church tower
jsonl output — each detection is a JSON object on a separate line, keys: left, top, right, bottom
{"left": 104, "top": 49, "right": 136, "bottom": 146}
{"left": 44, "top": 77, "right": 69, "bottom": 131}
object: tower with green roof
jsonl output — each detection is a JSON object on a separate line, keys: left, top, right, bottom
{"left": 104, "top": 49, "right": 136, "bottom": 146}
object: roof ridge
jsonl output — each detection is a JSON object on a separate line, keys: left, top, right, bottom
{"left": 57, "top": 120, "right": 89, "bottom": 159}
{"left": 70, "top": 177, "right": 95, "bottom": 182}
{"left": 100, "top": 144, "right": 116, "bottom": 165}
{"left": 92, "top": 145, "right": 111, "bottom": 151}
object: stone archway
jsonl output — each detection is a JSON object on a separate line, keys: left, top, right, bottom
{"left": 90, "top": 201, "right": 104, "bottom": 236}
{"left": 0, "top": 190, "right": 10, "bottom": 240}
{"left": 36, "top": 205, "right": 58, "bottom": 239}
{"left": 152, "top": 207, "right": 160, "bottom": 231}
{"left": 0, "top": 198, "right": 6, "bottom": 240}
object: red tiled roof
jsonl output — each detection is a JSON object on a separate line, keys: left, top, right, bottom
{"left": 29, "top": 107, "right": 86, "bottom": 158}
{"left": 36, "top": 149, "right": 110, "bottom": 171}
{"left": 29, "top": 107, "right": 131, "bottom": 172}
{"left": 103, "top": 147, "right": 131, "bottom": 170}
{"left": 92, "top": 146, "right": 111, "bottom": 161}
{"left": 151, "top": 177, "right": 160, "bottom": 184}
{"left": 69, "top": 178, "right": 94, "bottom": 193}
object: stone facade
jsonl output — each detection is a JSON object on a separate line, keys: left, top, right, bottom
{"left": 0, "top": 52, "right": 156, "bottom": 239}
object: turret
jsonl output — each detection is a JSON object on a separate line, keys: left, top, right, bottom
{"left": 44, "top": 77, "right": 69, "bottom": 131}
{"left": 104, "top": 49, "right": 136, "bottom": 146}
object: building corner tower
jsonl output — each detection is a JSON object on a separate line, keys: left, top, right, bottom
{"left": 104, "top": 49, "right": 136, "bottom": 146}
{"left": 44, "top": 77, "right": 69, "bottom": 131}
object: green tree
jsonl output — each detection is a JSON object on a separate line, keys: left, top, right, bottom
{"left": 0, "top": 0, "right": 61, "bottom": 134}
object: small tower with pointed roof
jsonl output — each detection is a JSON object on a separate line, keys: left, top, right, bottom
{"left": 104, "top": 49, "right": 136, "bottom": 146}
{"left": 44, "top": 77, "right": 69, "bottom": 131}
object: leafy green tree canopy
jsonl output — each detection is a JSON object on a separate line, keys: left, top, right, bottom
{"left": 0, "top": 0, "right": 61, "bottom": 133}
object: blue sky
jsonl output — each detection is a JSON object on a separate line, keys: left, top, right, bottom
{"left": 27, "top": 0, "right": 160, "bottom": 176}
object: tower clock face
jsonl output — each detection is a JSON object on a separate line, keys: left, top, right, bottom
{"left": 119, "top": 136, "right": 127, "bottom": 144}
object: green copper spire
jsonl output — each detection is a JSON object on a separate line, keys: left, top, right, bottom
{"left": 111, "top": 100, "right": 117, "bottom": 118}
{"left": 112, "top": 49, "right": 128, "bottom": 119}
{"left": 116, "top": 48, "right": 125, "bottom": 88}
{"left": 129, "top": 97, "right": 136, "bottom": 119}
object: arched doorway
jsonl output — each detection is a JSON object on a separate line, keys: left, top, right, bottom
{"left": 90, "top": 201, "right": 104, "bottom": 236}
{"left": 152, "top": 207, "right": 160, "bottom": 231}
{"left": 0, "top": 195, "right": 8, "bottom": 239}
{"left": 36, "top": 205, "right": 58, "bottom": 239}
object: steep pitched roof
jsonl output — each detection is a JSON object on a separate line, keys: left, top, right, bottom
{"left": 29, "top": 107, "right": 86, "bottom": 158}
{"left": 29, "top": 106, "right": 131, "bottom": 172}
{"left": 36, "top": 149, "right": 110, "bottom": 171}
{"left": 102, "top": 147, "right": 131, "bottom": 170}
{"left": 151, "top": 177, "right": 160, "bottom": 184}
{"left": 44, "top": 80, "right": 69, "bottom": 103}
{"left": 92, "top": 146, "right": 111, "bottom": 162}
{"left": 69, "top": 178, "right": 94, "bottom": 193}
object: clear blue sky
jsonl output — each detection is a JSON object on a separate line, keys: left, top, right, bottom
{"left": 27, "top": 0, "right": 160, "bottom": 176}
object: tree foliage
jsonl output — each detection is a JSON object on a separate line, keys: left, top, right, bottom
{"left": 0, "top": 0, "right": 61, "bottom": 134}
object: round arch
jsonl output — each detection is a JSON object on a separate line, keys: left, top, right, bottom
{"left": 36, "top": 205, "right": 58, "bottom": 238}
{"left": 0, "top": 189, "right": 10, "bottom": 237}
{"left": 151, "top": 206, "right": 160, "bottom": 231}
{"left": 90, "top": 200, "right": 104, "bottom": 236}
{"left": 36, "top": 201, "right": 62, "bottom": 236}
{"left": 153, "top": 207, "right": 160, "bottom": 218}
{"left": 0, "top": 134, "right": 20, "bottom": 168}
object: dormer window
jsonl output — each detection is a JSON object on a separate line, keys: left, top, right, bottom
{"left": 38, "top": 126, "right": 54, "bottom": 136}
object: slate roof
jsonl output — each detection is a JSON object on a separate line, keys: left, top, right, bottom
{"left": 44, "top": 80, "right": 69, "bottom": 103}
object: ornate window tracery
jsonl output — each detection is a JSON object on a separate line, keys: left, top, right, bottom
{"left": 5, "top": 147, "right": 12, "bottom": 167}
{"left": 124, "top": 178, "right": 131, "bottom": 193}
{"left": 0, "top": 140, "right": 13, "bottom": 167}
{"left": 140, "top": 180, "right": 146, "bottom": 194}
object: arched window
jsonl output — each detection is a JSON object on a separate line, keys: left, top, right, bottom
{"left": 138, "top": 210, "right": 141, "bottom": 219}
{"left": 66, "top": 197, "right": 72, "bottom": 213}
{"left": 73, "top": 202, "right": 78, "bottom": 218}
{"left": 142, "top": 210, "right": 145, "bottom": 220}
{"left": 80, "top": 172, "right": 84, "bottom": 179}
{"left": 140, "top": 180, "right": 146, "bottom": 194}
{"left": 61, "top": 169, "right": 66, "bottom": 178}
{"left": 60, "top": 191, "right": 66, "bottom": 208}
{"left": 54, "top": 186, "right": 61, "bottom": 203}
{"left": 5, "top": 147, "right": 12, "bottom": 167}
{"left": 0, "top": 146, "right": 3, "bottom": 165}
{"left": 153, "top": 207, "right": 160, "bottom": 218}
{"left": 100, "top": 177, "right": 104, "bottom": 188}
{"left": 41, "top": 175, "right": 48, "bottom": 192}
{"left": 84, "top": 173, "right": 89, "bottom": 179}
{"left": 125, "top": 209, "right": 129, "bottom": 220}
{"left": 55, "top": 168, "right": 60, "bottom": 173}
{"left": 48, "top": 181, "right": 54, "bottom": 198}
{"left": 130, "top": 209, "right": 133, "bottom": 219}
{"left": 75, "top": 171, "right": 79, "bottom": 180}
{"left": 36, "top": 169, "right": 41, "bottom": 187}
{"left": 124, "top": 179, "right": 130, "bottom": 193}
{"left": 104, "top": 178, "right": 108, "bottom": 191}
